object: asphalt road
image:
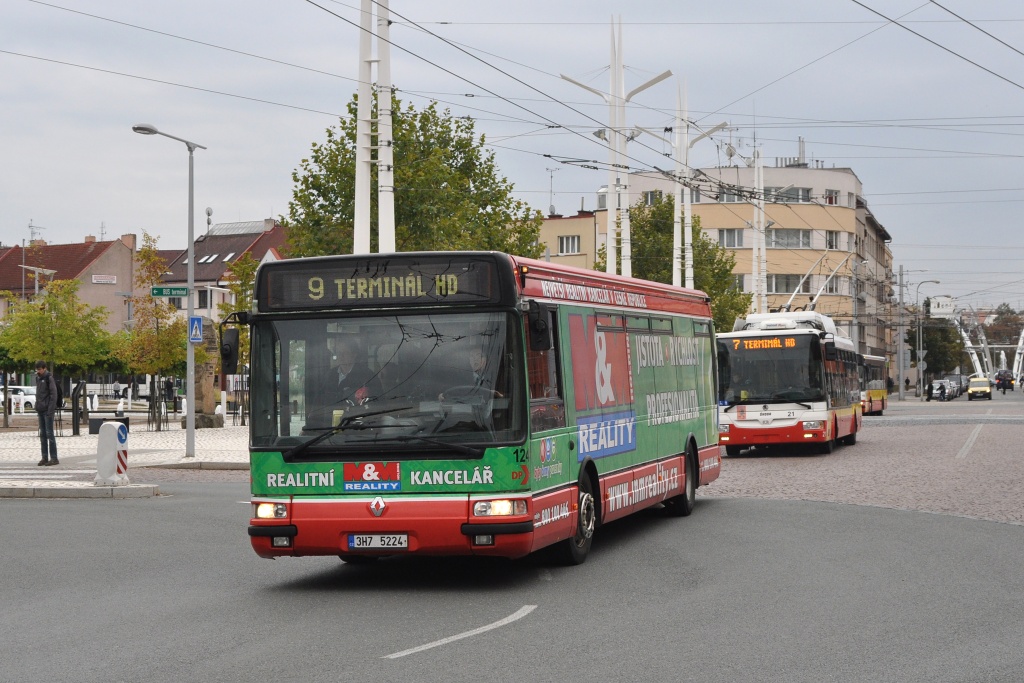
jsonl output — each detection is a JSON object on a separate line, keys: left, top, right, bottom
{"left": 2, "top": 393, "right": 1022, "bottom": 683}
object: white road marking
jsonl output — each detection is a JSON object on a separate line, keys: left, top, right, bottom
{"left": 383, "top": 605, "right": 537, "bottom": 659}
{"left": 955, "top": 424, "right": 983, "bottom": 459}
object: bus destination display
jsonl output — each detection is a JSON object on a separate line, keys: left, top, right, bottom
{"left": 260, "top": 257, "right": 502, "bottom": 311}
{"left": 731, "top": 337, "right": 798, "bottom": 350}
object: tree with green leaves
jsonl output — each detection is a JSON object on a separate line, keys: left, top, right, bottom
{"left": 110, "top": 232, "right": 189, "bottom": 427}
{"left": 984, "top": 303, "right": 1021, "bottom": 346}
{"left": 905, "top": 303, "right": 964, "bottom": 377}
{"left": 286, "top": 93, "right": 543, "bottom": 258}
{"left": 594, "top": 195, "right": 752, "bottom": 332}
{"left": 0, "top": 279, "right": 110, "bottom": 379}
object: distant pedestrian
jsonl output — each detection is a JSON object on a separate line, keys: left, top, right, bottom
{"left": 886, "top": 376, "right": 894, "bottom": 394}
{"left": 905, "top": 378, "right": 911, "bottom": 392}
{"left": 938, "top": 383, "right": 946, "bottom": 402}
{"left": 34, "top": 360, "right": 59, "bottom": 466}
{"left": 113, "top": 379, "right": 121, "bottom": 400}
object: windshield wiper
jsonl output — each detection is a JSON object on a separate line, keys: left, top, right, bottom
{"left": 283, "top": 405, "right": 413, "bottom": 459}
{"left": 386, "top": 434, "right": 485, "bottom": 457}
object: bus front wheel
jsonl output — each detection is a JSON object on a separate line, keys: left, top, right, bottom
{"left": 556, "top": 475, "right": 596, "bottom": 565}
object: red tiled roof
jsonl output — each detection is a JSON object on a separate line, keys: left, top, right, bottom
{"left": 161, "top": 223, "right": 288, "bottom": 285}
{"left": 0, "top": 241, "right": 119, "bottom": 295}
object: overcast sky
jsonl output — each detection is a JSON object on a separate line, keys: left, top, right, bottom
{"left": 4, "top": 0, "right": 1024, "bottom": 311}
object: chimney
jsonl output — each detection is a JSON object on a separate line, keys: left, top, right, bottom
{"left": 120, "top": 233, "right": 137, "bottom": 251}
{"left": 84, "top": 235, "right": 96, "bottom": 243}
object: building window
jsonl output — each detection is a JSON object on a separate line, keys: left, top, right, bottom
{"left": 719, "top": 189, "right": 740, "bottom": 203}
{"left": 718, "top": 229, "right": 744, "bottom": 248}
{"left": 770, "top": 187, "right": 811, "bottom": 203}
{"left": 690, "top": 188, "right": 701, "bottom": 204}
{"left": 643, "top": 190, "right": 663, "bottom": 206}
{"left": 168, "top": 297, "right": 182, "bottom": 310}
{"left": 824, "top": 276, "right": 841, "bottom": 294}
{"left": 767, "top": 228, "right": 811, "bottom": 249}
{"left": 767, "top": 274, "right": 811, "bottom": 294}
{"left": 222, "top": 252, "right": 235, "bottom": 262}
{"left": 198, "top": 289, "right": 209, "bottom": 310}
{"left": 730, "top": 274, "right": 745, "bottom": 292}
{"left": 825, "top": 230, "right": 840, "bottom": 250}
{"left": 558, "top": 235, "right": 581, "bottom": 255}
{"left": 825, "top": 189, "right": 839, "bottom": 205}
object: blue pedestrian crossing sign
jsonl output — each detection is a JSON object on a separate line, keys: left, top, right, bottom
{"left": 189, "top": 316, "right": 203, "bottom": 343}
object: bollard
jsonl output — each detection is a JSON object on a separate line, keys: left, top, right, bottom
{"left": 94, "top": 422, "right": 130, "bottom": 486}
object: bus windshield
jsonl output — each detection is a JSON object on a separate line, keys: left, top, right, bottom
{"left": 250, "top": 311, "right": 525, "bottom": 455}
{"left": 717, "top": 334, "right": 825, "bottom": 404}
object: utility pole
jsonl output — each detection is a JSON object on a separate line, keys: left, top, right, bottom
{"left": 897, "top": 265, "right": 905, "bottom": 401}
{"left": 561, "top": 17, "right": 670, "bottom": 277}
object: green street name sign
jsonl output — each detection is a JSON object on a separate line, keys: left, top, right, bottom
{"left": 151, "top": 287, "right": 189, "bottom": 297}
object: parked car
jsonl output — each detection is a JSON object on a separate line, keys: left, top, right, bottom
{"left": 928, "top": 379, "right": 954, "bottom": 401}
{"left": 943, "top": 374, "right": 968, "bottom": 397}
{"left": 967, "top": 377, "right": 992, "bottom": 400}
{"left": 5, "top": 385, "right": 36, "bottom": 410}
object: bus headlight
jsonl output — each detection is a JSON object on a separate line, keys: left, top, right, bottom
{"left": 802, "top": 421, "right": 822, "bottom": 430}
{"left": 473, "top": 499, "right": 528, "bottom": 516}
{"left": 255, "top": 502, "right": 288, "bottom": 519}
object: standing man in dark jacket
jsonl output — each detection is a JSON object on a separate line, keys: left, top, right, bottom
{"left": 34, "top": 360, "right": 59, "bottom": 466}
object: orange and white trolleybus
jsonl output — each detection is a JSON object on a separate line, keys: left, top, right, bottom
{"left": 717, "top": 311, "right": 861, "bottom": 455}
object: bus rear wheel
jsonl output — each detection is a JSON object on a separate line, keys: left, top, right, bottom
{"left": 555, "top": 475, "right": 596, "bottom": 565}
{"left": 664, "top": 449, "right": 697, "bottom": 517}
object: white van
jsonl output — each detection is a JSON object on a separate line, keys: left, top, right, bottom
{"left": 5, "top": 385, "right": 36, "bottom": 410}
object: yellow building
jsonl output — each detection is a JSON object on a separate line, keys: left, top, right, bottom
{"left": 538, "top": 161, "right": 895, "bottom": 362}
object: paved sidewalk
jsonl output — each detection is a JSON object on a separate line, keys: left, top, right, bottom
{"left": 0, "top": 416, "right": 249, "bottom": 498}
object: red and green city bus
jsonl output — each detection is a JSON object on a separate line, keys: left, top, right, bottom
{"left": 223, "top": 251, "right": 721, "bottom": 565}
{"left": 716, "top": 311, "right": 861, "bottom": 456}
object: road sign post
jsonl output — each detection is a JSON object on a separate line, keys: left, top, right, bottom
{"left": 151, "top": 287, "right": 189, "bottom": 297}
{"left": 189, "top": 316, "right": 203, "bottom": 344}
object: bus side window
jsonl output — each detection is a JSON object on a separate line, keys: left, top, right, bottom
{"left": 526, "top": 309, "right": 565, "bottom": 430}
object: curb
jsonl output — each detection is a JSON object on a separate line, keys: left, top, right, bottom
{"left": 0, "top": 484, "right": 159, "bottom": 499}
{"left": 142, "top": 461, "right": 248, "bottom": 470}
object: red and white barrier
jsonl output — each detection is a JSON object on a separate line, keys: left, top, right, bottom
{"left": 95, "top": 422, "right": 130, "bottom": 486}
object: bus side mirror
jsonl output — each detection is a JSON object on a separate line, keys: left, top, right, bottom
{"left": 824, "top": 341, "right": 837, "bottom": 361}
{"left": 527, "top": 301, "right": 552, "bottom": 351}
{"left": 221, "top": 328, "right": 240, "bottom": 375}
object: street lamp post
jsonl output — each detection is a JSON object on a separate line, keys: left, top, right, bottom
{"left": 133, "top": 123, "right": 206, "bottom": 458}
{"left": 915, "top": 279, "right": 939, "bottom": 401}
{"left": 678, "top": 114, "right": 727, "bottom": 289}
